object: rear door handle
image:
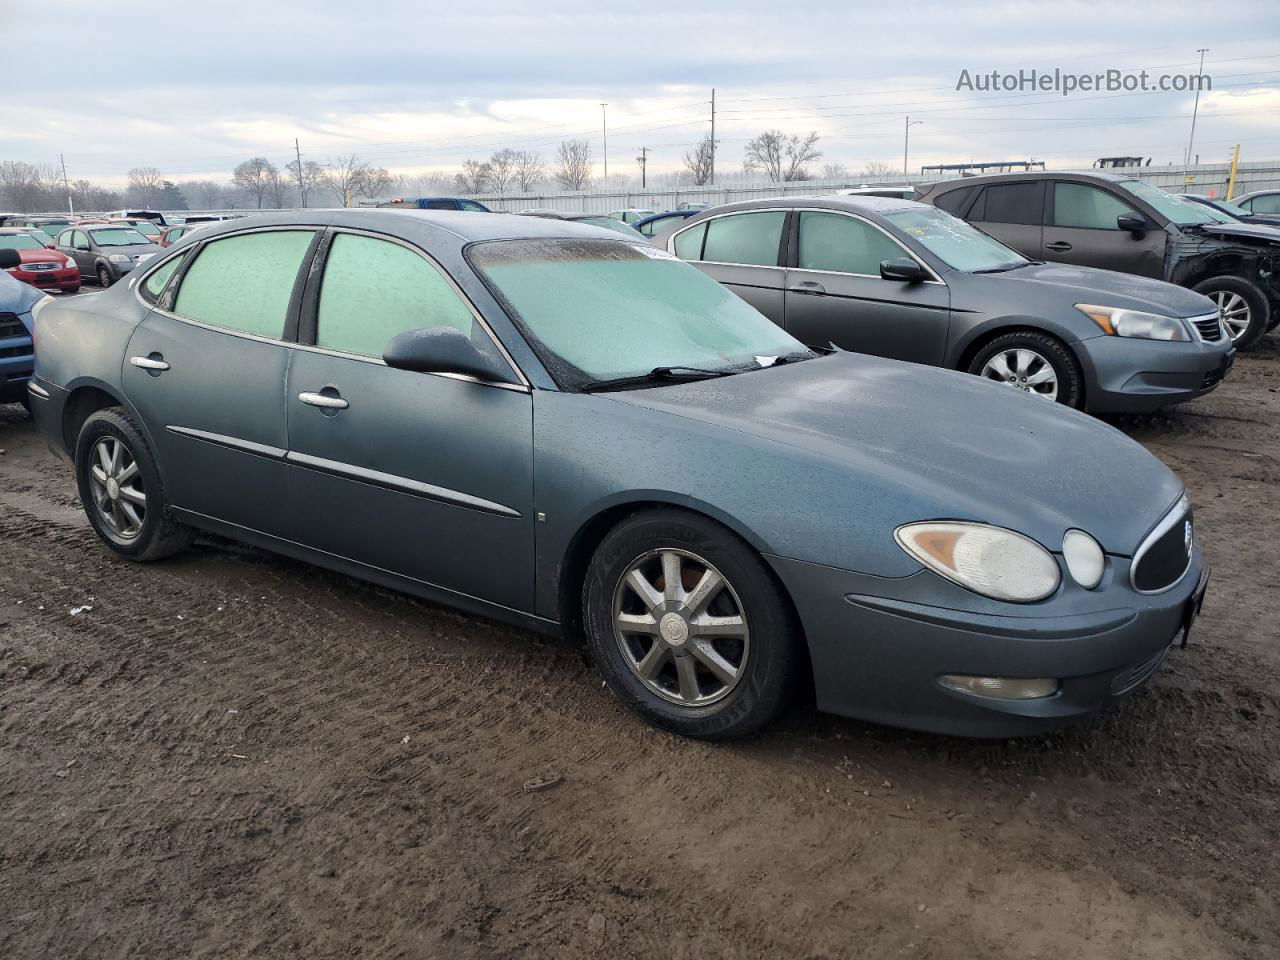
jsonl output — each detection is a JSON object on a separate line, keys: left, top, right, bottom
{"left": 1045, "top": 241, "right": 1073, "bottom": 252}
{"left": 129, "top": 355, "right": 169, "bottom": 371}
{"left": 299, "top": 391, "right": 349, "bottom": 410}
{"left": 789, "top": 280, "right": 826, "bottom": 295}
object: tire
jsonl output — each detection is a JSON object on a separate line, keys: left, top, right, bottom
{"left": 65, "top": 285, "right": 81, "bottom": 295}
{"left": 583, "top": 508, "right": 803, "bottom": 740}
{"left": 75, "top": 407, "right": 193, "bottom": 562}
{"left": 967, "top": 331, "right": 1084, "bottom": 409}
{"left": 96, "top": 265, "right": 113, "bottom": 288}
{"left": 1191, "top": 276, "right": 1269, "bottom": 349}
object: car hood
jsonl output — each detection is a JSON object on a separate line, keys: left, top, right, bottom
{"left": 1185, "top": 221, "right": 1280, "bottom": 244}
{"left": 13, "top": 248, "right": 67, "bottom": 265}
{"left": 0, "top": 268, "right": 44, "bottom": 312}
{"left": 607, "top": 352, "right": 1182, "bottom": 556}
{"left": 983, "top": 261, "right": 1214, "bottom": 317}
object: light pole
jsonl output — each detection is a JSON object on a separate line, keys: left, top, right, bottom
{"left": 904, "top": 115, "right": 922, "bottom": 177}
{"left": 600, "top": 103, "right": 608, "bottom": 183}
{"left": 1185, "top": 48, "right": 1209, "bottom": 169}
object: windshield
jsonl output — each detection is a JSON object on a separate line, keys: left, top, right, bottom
{"left": 1208, "top": 198, "right": 1249, "bottom": 217}
{"left": 883, "top": 206, "right": 1026, "bottom": 272}
{"left": 126, "top": 221, "right": 162, "bottom": 237}
{"left": 470, "top": 238, "right": 806, "bottom": 387}
{"left": 1117, "top": 179, "right": 1227, "bottom": 225}
{"left": 90, "top": 228, "right": 150, "bottom": 246}
{"left": 28, "top": 229, "right": 54, "bottom": 246}
{"left": 0, "top": 235, "right": 45, "bottom": 251}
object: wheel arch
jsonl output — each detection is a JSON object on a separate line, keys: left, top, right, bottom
{"left": 952, "top": 322, "right": 1089, "bottom": 409}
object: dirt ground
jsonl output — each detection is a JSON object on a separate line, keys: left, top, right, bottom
{"left": 1, "top": 337, "right": 1278, "bottom": 960}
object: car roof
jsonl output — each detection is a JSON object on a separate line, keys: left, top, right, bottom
{"left": 0, "top": 227, "right": 46, "bottom": 235}
{"left": 684, "top": 195, "right": 925, "bottom": 218}
{"left": 925, "top": 170, "right": 1135, "bottom": 191}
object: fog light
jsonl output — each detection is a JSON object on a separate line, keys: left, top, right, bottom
{"left": 1062, "top": 529, "right": 1104, "bottom": 589}
{"left": 939, "top": 675, "right": 1059, "bottom": 700}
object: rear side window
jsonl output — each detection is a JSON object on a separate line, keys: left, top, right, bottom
{"left": 1053, "top": 183, "right": 1136, "bottom": 230}
{"left": 973, "top": 183, "right": 1044, "bottom": 225}
{"left": 316, "top": 233, "right": 474, "bottom": 357}
{"left": 797, "top": 212, "right": 906, "bottom": 275}
{"left": 140, "top": 253, "right": 187, "bottom": 305}
{"left": 672, "top": 221, "right": 707, "bottom": 260}
{"left": 932, "top": 186, "right": 974, "bottom": 216}
{"left": 174, "top": 230, "right": 313, "bottom": 338}
{"left": 425, "top": 200, "right": 455, "bottom": 210}
{"left": 701, "top": 212, "right": 785, "bottom": 267}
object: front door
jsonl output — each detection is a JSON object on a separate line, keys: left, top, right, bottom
{"left": 782, "top": 210, "right": 950, "bottom": 364}
{"left": 1043, "top": 181, "right": 1166, "bottom": 278}
{"left": 122, "top": 228, "right": 317, "bottom": 535}
{"left": 284, "top": 231, "right": 535, "bottom": 611}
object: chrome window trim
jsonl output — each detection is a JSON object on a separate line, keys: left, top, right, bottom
{"left": 1130, "top": 493, "right": 1193, "bottom": 595}
{"left": 666, "top": 207, "right": 790, "bottom": 267}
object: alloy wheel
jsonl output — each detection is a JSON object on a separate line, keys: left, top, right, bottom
{"left": 1211, "top": 290, "right": 1251, "bottom": 342}
{"left": 612, "top": 548, "right": 750, "bottom": 707}
{"left": 979, "top": 348, "right": 1058, "bottom": 400}
{"left": 88, "top": 436, "right": 146, "bottom": 540}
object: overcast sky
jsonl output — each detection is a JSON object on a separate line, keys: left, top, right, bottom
{"left": 4, "top": 0, "right": 1279, "bottom": 187}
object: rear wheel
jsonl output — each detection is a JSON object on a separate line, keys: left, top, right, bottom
{"left": 967, "top": 331, "right": 1084, "bottom": 408}
{"left": 1191, "top": 276, "right": 1269, "bottom": 349}
{"left": 583, "top": 509, "right": 802, "bottom": 740}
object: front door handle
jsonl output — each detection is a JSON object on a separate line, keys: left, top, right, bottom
{"left": 129, "top": 355, "right": 170, "bottom": 371}
{"left": 299, "top": 391, "right": 349, "bottom": 410}
{"left": 1045, "top": 241, "right": 1073, "bottom": 252}
{"left": 789, "top": 280, "right": 826, "bottom": 295}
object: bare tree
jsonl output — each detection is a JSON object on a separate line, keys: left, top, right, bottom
{"left": 0, "top": 161, "right": 44, "bottom": 211}
{"left": 743, "top": 130, "right": 822, "bottom": 182}
{"left": 232, "top": 157, "right": 278, "bottom": 209}
{"left": 286, "top": 159, "right": 325, "bottom": 207}
{"left": 820, "top": 162, "right": 848, "bottom": 180}
{"left": 355, "top": 166, "right": 393, "bottom": 202}
{"left": 487, "top": 149, "right": 520, "bottom": 195}
{"left": 181, "top": 179, "right": 227, "bottom": 209}
{"left": 683, "top": 137, "right": 714, "bottom": 186}
{"left": 266, "top": 166, "right": 289, "bottom": 208}
{"left": 321, "top": 154, "right": 372, "bottom": 208}
{"left": 554, "top": 139, "right": 592, "bottom": 190}
{"left": 860, "top": 159, "right": 898, "bottom": 178}
{"left": 454, "top": 159, "right": 492, "bottom": 194}
{"left": 514, "top": 150, "right": 545, "bottom": 192}
{"left": 126, "top": 166, "right": 164, "bottom": 206}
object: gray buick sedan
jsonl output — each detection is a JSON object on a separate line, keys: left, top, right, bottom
{"left": 27, "top": 210, "right": 1207, "bottom": 739}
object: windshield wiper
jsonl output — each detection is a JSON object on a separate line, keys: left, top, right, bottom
{"left": 579, "top": 366, "right": 731, "bottom": 393}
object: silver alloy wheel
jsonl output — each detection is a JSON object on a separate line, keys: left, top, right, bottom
{"left": 979, "top": 348, "right": 1058, "bottom": 400}
{"left": 612, "top": 548, "right": 750, "bottom": 707}
{"left": 1211, "top": 290, "right": 1251, "bottom": 341}
{"left": 88, "top": 436, "right": 146, "bottom": 540}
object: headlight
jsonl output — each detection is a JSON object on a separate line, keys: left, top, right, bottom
{"left": 1076, "top": 304, "right": 1190, "bottom": 341}
{"left": 895, "top": 521, "right": 1060, "bottom": 602}
{"left": 64, "top": 257, "right": 76, "bottom": 269}
{"left": 1062, "top": 529, "right": 1104, "bottom": 589}
{"left": 108, "top": 254, "right": 130, "bottom": 263}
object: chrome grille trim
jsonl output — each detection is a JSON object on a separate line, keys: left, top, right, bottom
{"left": 1187, "top": 311, "right": 1224, "bottom": 342}
{"left": 1130, "top": 494, "right": 1192, "bottom": 595}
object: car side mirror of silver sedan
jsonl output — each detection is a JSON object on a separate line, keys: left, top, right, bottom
{"left": 879, "top": 258, "right": 929, "bottom": 283}
{"left": 383, "top": 326, "right": 517, "bottom": 384}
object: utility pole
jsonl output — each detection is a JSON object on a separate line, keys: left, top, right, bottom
{"left": 59, "top": 153, "right": 73, "bottom": 213}
{"left": 903, "top": 116, "right": 922, "bottom": 177}
{"left": 1185, "top": 48, "right": 1208, "bottom": 169}
{"left": 600, "top": 103, "right": 608, "bottom": 183}
{"left": 709, "top": 88, "right": 716, "bottom": 186}
{"left": 1226, "top": 143, "right": 1241, "bottom": 200}
{"left": 636, "top": 147, "right": 649, "bottom": 189}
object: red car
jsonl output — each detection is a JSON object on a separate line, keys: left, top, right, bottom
{"left": 0, "top": 228, "right": 81, "bottom": 293}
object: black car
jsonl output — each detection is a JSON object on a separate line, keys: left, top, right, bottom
{"left": 915, "top": 172, "right": 1280, "bottom": 349}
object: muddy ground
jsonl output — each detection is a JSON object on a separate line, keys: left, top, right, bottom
{"left": 1, "top": 337, "right": 1277, "bottom": 960}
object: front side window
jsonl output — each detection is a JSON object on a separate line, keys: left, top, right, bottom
{"left": 1053, "top": 183, "right": 1139, "bottom": 230}
{"left": 797, "top": 212, "right": 907, "bottom": 275}
{"left": 72, "top": 230, "right": 88, "bottom": 249}
{"left": 883, "top": 207, "right": 1026, "bottom": 273}
{"left": 701, "top": 212, "right": 785, "bottom": 267}
{"left": 141, "top": 253, "right": 187, "bottom": 304}
{"left": 470, "top": 238, "right": 803, "bottom": 388}
{"left": 316, "top": 233, "right": 474, "bottom": 357}
{"left": 459, "top": 200, "right": 488, "bottom": 212}
{"left": 174, "top": 230, "right": 314, "bottom": 338}
{"left": 1250, "top": 194, "right": 1280, "bottom": 214}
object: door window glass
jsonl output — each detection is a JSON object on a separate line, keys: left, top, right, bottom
{"left": 672, "top": 221, "right": 707, "bottom": 260}
{"left": 797, "top": 212, "right": 907, "bottom": 275}
{"left": 933, "top": 186, "right": 974, "bottom": 216}
{"left": 316, "top": 233, "right": 474, "bottom": 357}
{"left": 1053, "top": 183, "right": 1136, "bottom": 229}
{"left": 701, "top": 212, "right": 785, "bottom": 266}
{"left": 73, "top": 230, "right": 88, "bottom": 248}
{"left": 173, "top": 230, "right": 313, "bottom": 338}
{"left": 425, "top": 200, "right": 455, "bottom": 210}
{"left": 459, "top": 200, "right": 488, "bottom": 211}
{"left": 1251, "top": 194, "right": 1280, "bottom": 214}
{"left": 974, "top": 183, "right": 1043, "bottom": 225}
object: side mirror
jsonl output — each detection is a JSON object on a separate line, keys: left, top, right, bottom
{"left": 383, "top": 326, "right": 515, "bottom": 383}
{"left": 0, "top": 250, "right": 20, "bottom": 270}
{"left": 879, "top": 258, "right": 929, "bottom": 283}
{"left": 76, "top": 243, "right": 90, "bottom": 252}
{"left": 1116, "top": 213, "right": 1147, "bottom": 234}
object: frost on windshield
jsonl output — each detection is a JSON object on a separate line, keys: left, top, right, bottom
{"left": 470, "top": 238, "right": 802, "bottom": 385}
{"left": 884, "top": 208, "right": 1023, "bottom": 272}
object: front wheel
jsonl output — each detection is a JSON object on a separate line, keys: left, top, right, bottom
{"left": 583, "top": 508, "right": 803, "bottom": 740}
{"left": 75, "top": 407, "right": 193, "bottom": 561}
{"left": 1191, "top": 276, "right": 1269, "bottom": 349}
{"left": 96, "top": 265, "right": 113, "bottom": 288}
{"left": 968, "top": 331, "right": 1084, "bottom": 408}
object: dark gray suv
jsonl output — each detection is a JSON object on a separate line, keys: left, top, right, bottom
{"left": 666, "top": 197, "right": 1233, "bottom": 414}
{"left": 915, "top": 172, "right": 1280, "bottom": 349}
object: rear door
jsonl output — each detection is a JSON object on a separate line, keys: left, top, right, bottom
{"left": 966, "top": 181, "right": 1045, "bottom": 257}
{"left": 782, "top": 210, "right": 950, "bottom": 364}
{"left": 1043, "top": 181, "right": 1165, "bottom": 277}
{"left": 122, "top": 228, "right": 318, "bottom": 535}
{"left": 283, "top": 230, "right": 535, "bottom": 611}
{"left": 669, "top": 210, "right": 787, "bottom": 322}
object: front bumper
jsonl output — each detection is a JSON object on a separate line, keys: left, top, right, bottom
{"left": 769, "top": 551, "right": 1206, "bottom": 738}
{"left": 1076, "top": 334, "right": 1234, "bottom": 413}
{"left": 7, "top": 265, "right": 79, "bottom": 291}
{"left": 0, "top": 315, "right": 34, "bottom": 404}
